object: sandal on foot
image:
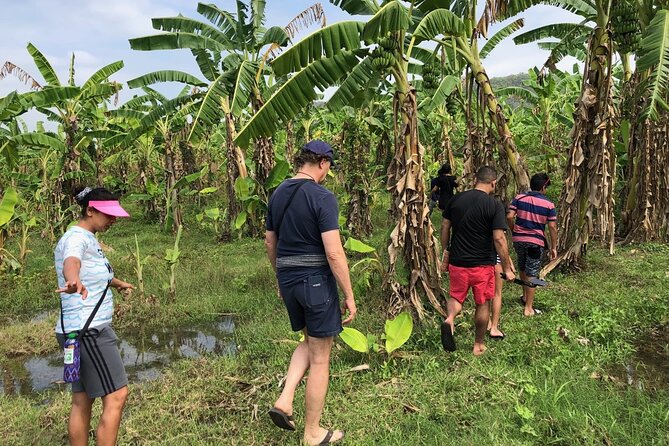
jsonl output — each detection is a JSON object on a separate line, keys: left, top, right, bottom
{"left": 440, "top": 322, "right": 456, "bottom": 352}
{"left": 268, "top": 407, "right": 296, "bottom": 431}
{"left": 489, "top": 331, "right": 506, "bottom": 340}
{"left": 317, "top": 430, "right": 345, "bottom": 445}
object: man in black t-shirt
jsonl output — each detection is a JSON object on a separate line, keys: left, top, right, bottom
{"left": 440, "top": 166, "right": 515, "bottom": 356}
{"left": 431, "top": 163, "right": 458, "bottom": 211}
{"left": 265, "top": 140, "right": 356, "bottom": 445}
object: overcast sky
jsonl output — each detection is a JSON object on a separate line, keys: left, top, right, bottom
{"left": 0, "top": 1, "right": 580, "bottom": 126}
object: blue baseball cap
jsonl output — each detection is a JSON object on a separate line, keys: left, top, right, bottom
{"left": 302, "top": 140, "right": 336, "bottom": 166}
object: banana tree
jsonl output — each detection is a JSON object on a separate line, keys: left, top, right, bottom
{"left": 106, "top": 84, "right": 204, "bottom": 232}
{"left": 234, "top": 1, "right": 461, "bottom": 318}
{"left": 1, "top": 43, "right": 123, "bottom": 215}
{"left": 497, "top": 68, "right": 580, "bottom": 172}
{"left": 129, "top": 1, "right": 326, "bottom": 219}
{"left": 619, "top": 6, "right": 669, "bottom": 243}
{"left": 413, "top": 4, "right": 532, "bottom": 196}
{"left": 515, "top": 0, "right": 617, "bottom": 273}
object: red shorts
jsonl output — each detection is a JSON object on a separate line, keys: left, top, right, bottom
{"left": 448, "top": 264, "right": 495, "bottom": 305}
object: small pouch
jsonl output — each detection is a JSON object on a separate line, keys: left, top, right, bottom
{"left": 305, "top": 274, "right": 330, "bottom": 308}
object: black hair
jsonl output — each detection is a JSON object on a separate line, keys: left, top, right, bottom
{"left": 73, "top": 186, "right": 117, "bottom": 217}
{"left": 294, "top": 150, "right": 330, "bottom": 170}
{"left": 530, "top": 172, "right": 550, "bottom": 191}
{"left": 475, "top": 166, "right": 497, "bottom": 184}
{"left": 438, "top": 163, "right": 452, "bottom": 175}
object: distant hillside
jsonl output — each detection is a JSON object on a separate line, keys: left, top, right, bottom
{"left": 489, "top": 72, "right": 529, "bottom": 90}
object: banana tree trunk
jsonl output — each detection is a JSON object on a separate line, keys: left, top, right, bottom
{"left": 342, "top": 119, "right": 373, "bottom": 238}
{"left": 439, "top": 116, "right": 455, "bottom": 168}
{"left": 164, "top": 138, "right": 183, "bottom": 232}
{"left": 469, "top": 57, "right": 530, "bottom": 193}
{"left": 622, "top": 110, "right": 669, "bottom": 243}
{"left": 222, "top": 111, "right": 247, "bottom": 239}
{"left": 542, "top": 27, "right": 616, "bottom": 275}
{"left": 385, "top": 86, "right": 445, "bottom": 319}
{"left": 285, "top": 119, "right": 295, "bottom": 162}
{"left": 252, "top": 95, "right": 275, "bottom": 193}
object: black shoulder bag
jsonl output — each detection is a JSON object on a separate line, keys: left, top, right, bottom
{"left": 60, "top": 280, "right": 112, "bottom": 340}
{"left": 273, "top": 180, "right": 310, "bottom": 237}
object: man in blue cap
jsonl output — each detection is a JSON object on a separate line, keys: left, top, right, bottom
{"left": 265, "top": 140, "right": 355, "bottom": 445}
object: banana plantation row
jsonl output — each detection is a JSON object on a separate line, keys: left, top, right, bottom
{"left": 1, "top": 0, "right": 668, "bottom": 317}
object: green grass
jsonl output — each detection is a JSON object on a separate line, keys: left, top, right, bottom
{"left": 0, "top": 216, "right": 668, "bottom": 445}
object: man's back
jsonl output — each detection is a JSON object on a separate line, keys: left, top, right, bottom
{"left": 444, "top": 189, "right": 507, "bottom": 267}
{"left": 509, "top": 191, "right": 556, "bottom": 247}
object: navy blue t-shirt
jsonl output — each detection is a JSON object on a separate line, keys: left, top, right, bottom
{"left": 266, "top": 179, "right": 339, "bottom": 285}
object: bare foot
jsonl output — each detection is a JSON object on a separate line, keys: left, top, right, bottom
{"left": 524, "top": 307, "right": 542, "bottom": 317}
{"left": 489, "top": 327, "right": 504, "bottom": 338}
{"left": 304, "top": 428, "right": 345, "bottom": 445}
{"left": 472, "top": 343, "right": 487, "bottom": 356}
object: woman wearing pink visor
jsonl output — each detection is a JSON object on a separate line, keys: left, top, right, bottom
{"left": 54, "top": 186, "right": 134, "bottom": 446}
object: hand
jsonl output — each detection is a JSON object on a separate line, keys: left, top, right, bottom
{"left": 502, "top": 269, "right": 516, "bottom": 282}
{"left": 114, "top": 280, "right": 135, "bottom": 296}
{"left": 56, "top": 279, "right": 88, "bottom": 300}
{"left": 549, "top": 248, "right": 558, "bottom": 260}
{"left": 341, "top": 297, "right": 357, "bottom": 325}
{"left": 440, "top": 251, "right": 450, "bottom": 273}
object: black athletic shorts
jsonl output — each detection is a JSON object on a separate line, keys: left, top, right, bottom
{"left": 56, "top": 325, "right": 128, "bottom": 398}
{"left": 279, "top": 273, "right": 343, "bottom": 338}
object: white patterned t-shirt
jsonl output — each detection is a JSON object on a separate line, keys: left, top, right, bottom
{"left": 55, "top": 226, "right": 114, "bottom": 333}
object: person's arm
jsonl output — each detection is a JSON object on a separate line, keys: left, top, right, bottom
{"left": 55, "top": 257, "right": 88, "bottom": 299}
{"left": 506, "top": 209, "right": 516, "bottom": 232}
{"left": 493, "top": 229, "right": 515, "bottom": 282}
{"left": 264, "top": 230, "right": 278, "bottom": 273}
{"left": 547, "top": 221, "right": 558, "bottom": 259}
{"left": 440, "top": 218, "right": 451, "bottom": 272}
{"left": 111, "top": 277, "right": 135, "bottom": 294}
{"left": 322, "top": 229, "right": 357, "bottom": 325}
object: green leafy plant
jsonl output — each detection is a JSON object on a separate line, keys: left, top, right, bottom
{"left": 0, "top": 187, "right": 19, "bottom": 270}
{"left": 17, "top": 214, "right": 36, "bottom": 274}
{"left": 132, "top": 234, "right": 150, "bottom": 297}
{"left": 340, "top": 312, "right": 413, "bottom": 355}
{"left": 164, "top": 225, "right": 182, "bottom": 300}
{"left": 344, "top": 237, "right": 385, "bottom": 296}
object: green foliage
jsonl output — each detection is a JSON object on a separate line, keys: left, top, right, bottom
{"left": 384, "top": 312, "right": 413, "bottom": 354}
{"left": 0, "top": 187, "right": 19, "bottom": 228}
{"left": 340, "top": 327, "right": 369, "bottom": 352}
{"left": 344, "top": 237, "right": 376, "bottom": 253}
{"left": 339, "top": 312, "right": 413, "bottom": 355}
{"left": 637, "top": 9, "right": 669, "bottom": 121}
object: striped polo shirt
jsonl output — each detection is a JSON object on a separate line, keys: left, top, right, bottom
{"left": 55, "top": 226, "right": 114, "bottom": 333}
{"left": 509, "top": 191, "right": 557, "bottom": 247}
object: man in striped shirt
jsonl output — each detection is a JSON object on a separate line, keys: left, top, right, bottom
{"left": 507, "top": 173, "right": 558, "bottom": 316}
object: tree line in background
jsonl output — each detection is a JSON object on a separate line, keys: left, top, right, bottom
{"left": 1, "top": 0, "right": 668, "bottom": 319}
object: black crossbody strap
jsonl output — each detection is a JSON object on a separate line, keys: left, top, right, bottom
{"left": 274, "top": 180, "right": 310, "bottom": 237}
{"left": 60, "top": 280, "right": 112, "bottom": 340}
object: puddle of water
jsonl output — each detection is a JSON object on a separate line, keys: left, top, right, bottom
{"left": 612, "top": 325, "right": 669, "bottom": 391}
{"left": 1, "top": 316, "right": 236, "bottom": 397}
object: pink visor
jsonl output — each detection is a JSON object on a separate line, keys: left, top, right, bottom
{"left": 88, "top": 200, "right": 130, "bottom": 217}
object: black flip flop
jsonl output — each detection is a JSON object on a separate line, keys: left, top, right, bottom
{"left": 268, "top": 407, "right": 296, "bottom": 431}
{"left": 440, "top": 322, "right": 456, "bottom": 352}
{"left": 501, "top": 273, "right": 548, "bottom": 288}
{"left": 489, "top": 331, "right": 505, "bottom": 340}
{"left": 317, "top": 430, "right": 345, "bottom": 445}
